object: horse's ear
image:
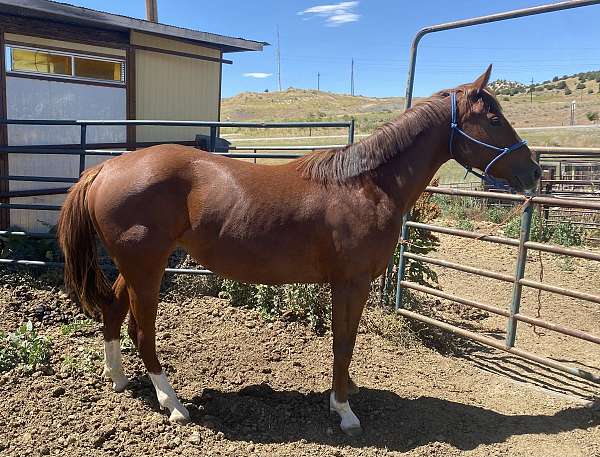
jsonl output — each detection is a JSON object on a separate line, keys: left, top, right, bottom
{"left": 473, "top": 64, "right": 493, "bottom": 94}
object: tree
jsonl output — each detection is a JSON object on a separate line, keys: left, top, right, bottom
{"left": 556, "top": 81, "right": 567, "bottom": 89}
{"left": 565, "top": 88, "right": 572, "bottom": 95}
{"left": 576, "top": 82, "right": 586, "bottom": 90}
{"left": 552, "top": 76, "right": 559, "bottom": 82}
{"left": 586, "top": 111, "right": 599, "bottom": 123}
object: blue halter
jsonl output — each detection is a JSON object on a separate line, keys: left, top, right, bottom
{"left": 449, "top": 91, "right": 528, "bottom": 189}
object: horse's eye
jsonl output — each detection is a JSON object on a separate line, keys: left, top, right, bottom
{"left": 490, "top": 117, "right": 501, "bottom": 126}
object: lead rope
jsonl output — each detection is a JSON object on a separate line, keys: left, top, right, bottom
{"left": 533, "top": 203, "right": 546, "bottom": 337}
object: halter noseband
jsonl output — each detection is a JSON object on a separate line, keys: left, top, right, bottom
{"left": 449, "top": 91, "right": 527, "bottom": 188}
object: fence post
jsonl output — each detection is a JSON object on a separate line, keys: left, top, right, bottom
{"left": 79, "top": 124, "right": 87, "bottom": 176}
{"left": 394, "top": 212, "right": 411, "bottom": 310}
{"left": 506, "top": 197, "right": 533, "bottom": 348}
{"left": 209, "top": 126, "right": 217, "bottom": 152}
{"left": 348, "top": 119, "right": 355, "bottom": 145}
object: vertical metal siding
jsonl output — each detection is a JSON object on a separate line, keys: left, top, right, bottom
{"left": 135, "top": 48, "right": 221, "bottom": 142}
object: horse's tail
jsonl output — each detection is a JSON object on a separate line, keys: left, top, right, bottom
{"left": 57, "top": 164, "right": 112, "bottom": 321}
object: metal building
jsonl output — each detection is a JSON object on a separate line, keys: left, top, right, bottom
{"left": 0, "top": 0, "right": 265, "bottom": 230}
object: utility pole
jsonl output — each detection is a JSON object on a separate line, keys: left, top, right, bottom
{"left": 530, "top": 76, "right": 534, "bottom": 103}
{"left": 570, "top": 100, "right": 576, "bottom": 126}
{"left": 350, "top": 58, "right": 354, "bottom": 96}
{"left": 317, "top": 72, "right": 320, "bottom": 91}
{"left": 276, "top": 26, "right": 282, "bottom": 91}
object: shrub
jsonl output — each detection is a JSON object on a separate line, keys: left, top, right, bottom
{"left": 0, "top": 321, "right": 52, "bottom": 372}
{"left": 504, "top": 213, "right": 582, "bottom": 246}
{"left": 0, "top": 229, "right": 61, "bottom": 261}
{"left": 564, "top": 88, "right": 572, "bottom": 96}
{"left": 220, "top": 280, "right": 331, "bottom": 334}
{"left": 576, "top": 83, "right": 586, "bottom": 90}
{"left": 485, "top": 205, "right": 511, "bottom": 223}
{"left": 586, "top": 111, "right": 599, "bottom": 122}
{"left": 551, "top": 221, "right": 583, "bottom": 247}
{"left": 556, "top": 81, "right": 567, "bottom": 89}
{"left": 457, "top": 219, "right": 474, "bottom": 231}
{"left": 397, "top": 189, "right": 441, "bottom": 289}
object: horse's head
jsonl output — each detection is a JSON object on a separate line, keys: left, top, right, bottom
{"left": 449, "top": 65, "right": 541, "bottom": 192}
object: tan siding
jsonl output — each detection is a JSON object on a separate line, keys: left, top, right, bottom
{"left": 135, "top": 49, "right": 220, "bottom": 142}
{"left": 4, "top": 33, "right": 126, "bottom": 57}
{"left": 130, "top": 31, "right": 220, "bottom": 59}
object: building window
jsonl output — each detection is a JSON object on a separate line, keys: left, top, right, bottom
{"left": 5, "top": 45, "right": 125, "bottom": 84}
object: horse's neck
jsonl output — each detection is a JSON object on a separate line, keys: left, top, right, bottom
{"left": 376, "top": 122, "right": 450, "bottom": 215}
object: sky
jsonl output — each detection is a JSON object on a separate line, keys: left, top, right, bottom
{"left": 64, "top": 0, "right": 600, "bottom": 98}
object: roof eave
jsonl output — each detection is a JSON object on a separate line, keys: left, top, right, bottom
{"left": 0, "top": 0, "right": 266, "bottom": 53}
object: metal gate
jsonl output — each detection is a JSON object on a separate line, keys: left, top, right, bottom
{"left": 394, "top": 0, "right": 600, "bottom": 384}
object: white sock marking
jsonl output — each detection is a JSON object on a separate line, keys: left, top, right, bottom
{"left": 330, "top": 391, "right": 361, "bottom": 433}
{"left": 103, "top": 339, "right": 129, "bottom": 392}
{"left": 149, "top": 371, "right": 190, "bottom": 424}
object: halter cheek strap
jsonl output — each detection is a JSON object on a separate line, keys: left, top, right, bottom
{"left": 449, "top": 91, "right": 528, "bottom": 189}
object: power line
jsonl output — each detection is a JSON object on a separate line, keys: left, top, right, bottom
{"left": 350, "top": 58, "right": 354, "bottom": 96}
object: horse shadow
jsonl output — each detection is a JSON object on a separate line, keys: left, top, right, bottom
{"left": 131, "top": 383, "right": 598, "bottom": 451}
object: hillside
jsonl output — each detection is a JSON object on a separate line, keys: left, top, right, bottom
{"left": 221, "top": 88, "right": 405, "bottom": 133}
{"left": 221, "top": 72, "right": 600, "bottom": 150}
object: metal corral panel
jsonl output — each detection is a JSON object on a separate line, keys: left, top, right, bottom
{"left": 133, "top": 33, "right": 221, "bottom": 142}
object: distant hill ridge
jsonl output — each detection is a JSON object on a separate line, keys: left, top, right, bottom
{"left": 490, "top": 70, "right": 600, "bottom": 96}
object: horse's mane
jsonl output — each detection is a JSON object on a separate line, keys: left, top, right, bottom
{"left": 295, "top": 87, "right": 500, "bottom": 184}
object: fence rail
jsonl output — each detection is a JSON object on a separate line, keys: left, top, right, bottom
{"left": 0, "top": 118, "right": 348, "bottom": 276}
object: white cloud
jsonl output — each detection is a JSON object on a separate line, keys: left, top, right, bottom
{"left": 243, "top": 72, "right": 273, "bottom": 78}
{"left": 298, "top": 1, "right": 360, "bottom": 27}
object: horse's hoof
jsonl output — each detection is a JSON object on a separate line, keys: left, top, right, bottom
{"left": 169, "top": 407, "right": 190, "bottom": 424}
{"left": 341, "top": 424, "right": 363, "bottom": 437}
{"left": 112, "top": 377, "right": 129, "bottom": 393}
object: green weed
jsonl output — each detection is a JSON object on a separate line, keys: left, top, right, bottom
{"left": 60, "top": 318, "right": 96, "bottom": 336}
{"left": 0, "top": 321, "right": 52, "bottom": 372}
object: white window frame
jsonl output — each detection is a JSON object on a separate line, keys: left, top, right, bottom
{"left": 5, "top": 44, "right": 126, "bottom": 85}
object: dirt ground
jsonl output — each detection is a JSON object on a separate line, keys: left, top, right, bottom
{"left": 0, "top": 250, "right": 599, "bottom": 457}
{"left": 431, "top": 223, "right": 600, "bottom": 381}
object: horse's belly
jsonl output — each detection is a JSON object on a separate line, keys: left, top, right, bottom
{"left": 179, "top": 232, "right": 327, "bottom": 284}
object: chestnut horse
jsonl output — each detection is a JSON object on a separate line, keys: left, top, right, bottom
{"left": 57, "top": 66, "right": 540, "bottom": 435}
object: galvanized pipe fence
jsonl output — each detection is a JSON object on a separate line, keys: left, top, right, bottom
{"left": 0, "top": 117, "right": 353, "bottom": 261}
{"left": 395, "top": 0, "right": 600, "bottom": 385}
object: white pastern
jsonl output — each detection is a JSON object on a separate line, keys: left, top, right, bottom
{"left": 149, "top": 371, "right": 190, "bottom": 424}
{"left": 330, "top": 391, "right": 362, "bottom": 436}
{"left": 103, "top": 339, "right": 129, "bottom": 392}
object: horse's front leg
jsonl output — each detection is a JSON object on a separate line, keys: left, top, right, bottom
{"left": 330, "top": 275, "right": 370, "bottom": 436}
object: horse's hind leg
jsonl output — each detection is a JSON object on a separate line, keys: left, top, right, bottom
{"left": 101, "top": 274, "right": 130, "bottom": 392}
{"left": 120, "top": 254, "right": 190, "bottom": 424}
